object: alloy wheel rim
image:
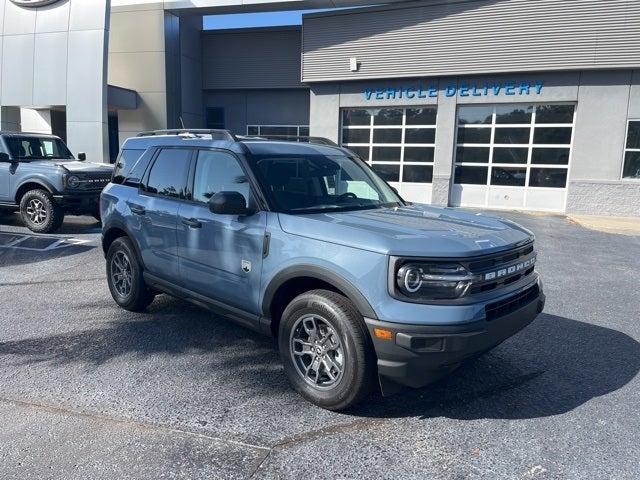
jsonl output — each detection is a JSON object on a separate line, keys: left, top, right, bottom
{"left": 26, "top": 199, "right": 47, "bottom": 225}
{"left": 290, "top": 314, "right": 344, "bottom": 389}
{"left": 111, "top": 251, "right": 133, "bottom": 298}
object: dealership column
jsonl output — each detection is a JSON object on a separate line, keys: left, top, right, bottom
{"left": 65, "top": 0, "right": 110, "bottom": 163}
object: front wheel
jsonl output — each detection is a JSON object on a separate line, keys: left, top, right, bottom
{"left": 106, "top": 237, "right": 155, "bottom": 312}
{"left": 19, "top": 189, "right": 64, "bottom": 233}
{"left": 278, "top": 290, "right": 376, "bottom": 411}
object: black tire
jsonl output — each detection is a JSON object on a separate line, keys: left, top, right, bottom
{"left": 106, "top": 237, "right": 155, "bottom": 312}
{"left": 91, "top": 203, "right": 102, "bottom": 223}
{"left": 278, "top": 289, "right": 376, "bottom": 411}
{"left": 19, "top": 189, "right": 64, "bottom": 233}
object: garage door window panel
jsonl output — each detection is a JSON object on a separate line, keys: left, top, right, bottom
{"left": 623, "top": 121, "right": 640, "bottom": 179}
{"left": 454, "top": 104, "right": 575, "bottom": 201}
{"left": 372, "top": 164, "right": 400, "bottom": 182}
{"left": 493, "top": 147, "right": 528, "bottom": 164}
{"left": 457, "top": 127, "right": 491, "bottom": 144}
{"left": 529, "top": 168, "right": 568, "bottom": 188}
{"left": 458, "top": 105, "right": 493, "bottom": 125}
{"left": 495, "top": 105, "right": 533, "bottom": 124}
{"left": 534, "top": 127, "right": 573, "bottom": 145}
{"left": 455, "top": 166, "right": 488, "bottom": 185}
{"left": 404, "top": 147, "right": 434, "bottom": 163}
{"left": 341, "top": 107, "right": 437, "bottom": 195}
{"left": 491, "top": 167, "right": 527, "bottom": 186}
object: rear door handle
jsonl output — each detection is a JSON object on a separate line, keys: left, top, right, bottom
{"left": 181, "top": 217, "right": 202, "bottom": 229}
{"left": 130, "top": 205, "right": 146, "bottom": 215}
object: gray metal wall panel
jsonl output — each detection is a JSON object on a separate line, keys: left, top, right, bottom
{"left": 303, "top": 0, "right": 640, "bottom": 82}
{"left": 204, "top": 89, "right": 310, "bottom": 135}
{"left": 202, "top": 28, "right": 304, "bottom": 90}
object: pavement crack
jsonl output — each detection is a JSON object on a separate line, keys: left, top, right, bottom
{"left": 0, "top": 396, "right": 270, "bottom": 454}
{"left": 248, "top": 417, "right": 385, "bottom": 478}
{"left": 0, "top": 276, "right": 105, "bottom": 287}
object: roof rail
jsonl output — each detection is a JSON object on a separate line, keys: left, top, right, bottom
{"left": 136, "top": 129, "right": 236, "bottom": 141}
{"left": 239, "top": 135, "right": 337, "bottom": 146}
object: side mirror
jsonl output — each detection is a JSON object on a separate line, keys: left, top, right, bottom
{"left": 77, "top": 152, "right": 86, "bottom": 161}
{"left": 208, "top": 191, "right": 251, "bottom": 216}
{"left": 0, "top": 152, "right": 10, "bottom": 162}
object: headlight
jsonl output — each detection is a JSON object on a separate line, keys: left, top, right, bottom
{"left": 396, "top": 262, "right": 476, "bottom": 300}
{"left": 66, "top": 175, "right": 80, "bottom": 189}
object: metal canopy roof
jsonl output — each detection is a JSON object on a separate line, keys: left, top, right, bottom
{"left": 155, "top": 0, "right": 411, "bottom": 14}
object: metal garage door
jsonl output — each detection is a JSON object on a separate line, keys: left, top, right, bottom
{"left": 340, "top": 107, "right": 437, "bottom": 204}
{"left": 451, "top": 103, "right": 575, "bottom": 212}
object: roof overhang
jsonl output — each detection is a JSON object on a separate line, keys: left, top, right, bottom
{"left": 159, "top": 0, "right": 411, "bottom": 15}
{"left": 108, "top": 85, "right": 137, "bottom": 110}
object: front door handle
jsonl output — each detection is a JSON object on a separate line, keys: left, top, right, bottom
{"left": 130, "top": 205, "right": 146, "bottom": 215}
{"left": 181, "top": 217, "right": 202, "bottom": 229}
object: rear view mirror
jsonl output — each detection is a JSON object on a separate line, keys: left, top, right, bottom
{"left": 209, "top": 191, "right": 251, "bottom": 216}
{"left": 77, "top": 152, "right": 86, "bottom": 161}
{"left": 0, "top": 152, "right": 10, "bottom": 162}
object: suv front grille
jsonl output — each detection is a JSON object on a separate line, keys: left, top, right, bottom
{"left": 69, "top": 173, "right": 111, "bottom": 191}
{"left": 485, "top": 284, "right": 540, "bottom": 321}
{"left": 464, "top": 242, "right": 537, "bottom": 295}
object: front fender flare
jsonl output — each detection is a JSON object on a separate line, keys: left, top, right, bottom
{"left": 262, "top": 264, "right": 378, "bottom": 320}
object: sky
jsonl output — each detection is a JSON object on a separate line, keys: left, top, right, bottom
{"left": 203, "top": 9, "right": 338, "bottom": 30}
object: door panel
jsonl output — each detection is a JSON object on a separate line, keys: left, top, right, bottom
{"left": 177, "top": 205, "right": 267, "bottom": 314}
{"left": 177, "top": 149, "right": 266, "bottom": 315}
{"left": 133, "top": 148, "right": 192, "bottom": 281}
{"left": 132, "top": 195, "right": 182, "bottom": 280}
{"left": 0, "top": 163, "right": 10, "bottom": 202}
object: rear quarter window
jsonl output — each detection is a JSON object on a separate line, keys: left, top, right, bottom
{"left": 112, "top": 149, "right": 148, "bottom": 186}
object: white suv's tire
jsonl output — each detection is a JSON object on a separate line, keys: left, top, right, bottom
{"left": 19, "top": 189, "right": 64, "bottom": 233}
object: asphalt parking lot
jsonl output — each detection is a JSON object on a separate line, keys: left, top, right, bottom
{"left": 0, "top": 210, "right": 639, "bottom": 479}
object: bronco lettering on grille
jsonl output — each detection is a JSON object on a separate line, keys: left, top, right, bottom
{"left": 484, "top": 256, "right": 536, "bottom": 281}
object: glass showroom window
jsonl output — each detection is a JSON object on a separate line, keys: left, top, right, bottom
{"left": 340, "top": 107, "right": 437, "bottom": 185}
{"left": 454, "top": 104, "right": 575, "bottom": 189}
{"left": 623, "top": 121, "right": 640, "bottom": 179}
{"left": 246, "top": 125, "right": 310, "bottom": 137}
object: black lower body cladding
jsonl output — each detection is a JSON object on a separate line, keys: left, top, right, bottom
{"left": 365, "top": 284, "right": 545, "bottom": 394}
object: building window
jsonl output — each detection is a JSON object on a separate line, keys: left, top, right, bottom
{"left": 246, "top": 125, "right": 309, "bottom": 137}
{"left": 206, "top": 108, "right": 225, "bottom": 129}
{"left": 623, "top": 121, "right": 640, "bottom": 179}
{"left": 340, "top": 107, "right": 437, "bottom": 184}
{"left": 454, "top": 104, "right": 575, "bottom": 189}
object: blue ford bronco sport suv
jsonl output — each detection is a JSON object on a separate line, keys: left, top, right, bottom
{"left": 0, "top": 132, "right": 113, "bottom": 233}
{"left": 101, "top": 129, "right": 545, "bottom": 411}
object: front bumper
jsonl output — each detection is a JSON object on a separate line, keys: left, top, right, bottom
{"left": 365, "top": 282, "right": 545, "bottom": 393}
{"left": 53, "top": 191, "right": 100, "bottom": 212}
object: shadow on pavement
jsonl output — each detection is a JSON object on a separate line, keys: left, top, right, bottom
{"left": 0, "top": 211, "right": 101, "bottom": 235}
{"left": 0, "top": 302, "right": 637, "bottom": 420}
{"left": 0, "top": 241, "right": 95, "bottom": 268}
{"left": 351, "top": 313, "right": 640, "bottom": 420}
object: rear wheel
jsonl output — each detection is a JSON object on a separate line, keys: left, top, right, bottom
{"left": 106, "top": 237, "right": 155, "bottom": 312}
{"left": 278, "top": 289, "right": 376, "bottom": 411}
{"left": 19, "top": 189, "right": 64, "bottom": 233}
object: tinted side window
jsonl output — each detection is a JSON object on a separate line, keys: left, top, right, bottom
{"left": 193, "top": 150, "right": 250, "bottom": 204}
{"left": 112, "top": 149, "right": 145, "bottom": 185}
{"left": 145, "top": 149, "right": 191, "bottom": 198}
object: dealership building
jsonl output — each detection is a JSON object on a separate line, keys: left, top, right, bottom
{"left": 0, "top": 0, "right": 639, "bottom": 215}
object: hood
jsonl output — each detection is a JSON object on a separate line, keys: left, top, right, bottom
{"left": 55, "top": 160, "right": 114, "bottom": 174}
{"left": 24, "top": 159, "right": 114, "bottom": 174}
{"left": 278, "top": 204, "right": 534, "bottom": 257}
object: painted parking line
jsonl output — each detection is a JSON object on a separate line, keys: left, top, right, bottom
{"left": 0, "top": 232, "right": 93, "bottom": 252}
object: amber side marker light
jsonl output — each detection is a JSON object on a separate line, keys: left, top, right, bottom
{"left": 373, "top": 328, "right": 394, "bottom": 340}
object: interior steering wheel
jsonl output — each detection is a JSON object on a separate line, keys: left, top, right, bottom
{"left": 336, "top": 192, "right": 358, "bottom": 201}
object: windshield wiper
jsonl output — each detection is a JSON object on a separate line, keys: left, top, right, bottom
{"left": 289, "top": 204, "right": 382, "bottom": 214}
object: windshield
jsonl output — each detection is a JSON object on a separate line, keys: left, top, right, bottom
{"left": 5, "top": 136, "right": 73, "bottom": 160}
{"left": 251, "top": 153, "right": 404, "bottom": 214}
